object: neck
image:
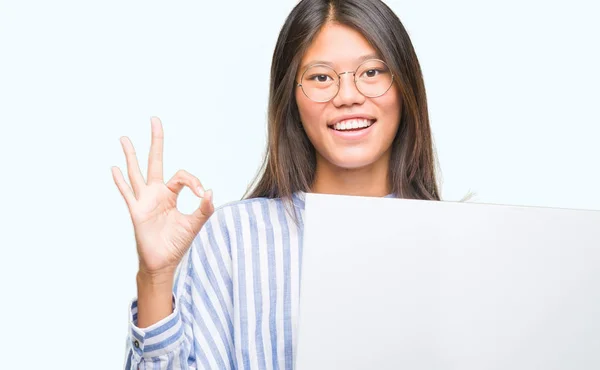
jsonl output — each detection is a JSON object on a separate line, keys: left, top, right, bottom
{"left": 310, "top": 153, "right": 392, "bottom": 197}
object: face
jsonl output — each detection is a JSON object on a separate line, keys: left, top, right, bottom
{"left": 295, "top": 22, "right": 401, "bottom": 171}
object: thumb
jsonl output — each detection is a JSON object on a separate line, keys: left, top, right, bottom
{"left": 189, "top": 189, "right": 215, "bottom": 227}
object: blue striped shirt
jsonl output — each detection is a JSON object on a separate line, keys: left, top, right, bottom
{"left": 125, "top": 191, "right": 307, "bottom": 369}
{"left": 124, "top": 191, "right": 396, "bottom": 369}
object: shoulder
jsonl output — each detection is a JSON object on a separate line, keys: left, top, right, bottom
{"left": 211, "top": 192, "right": 305, "bottom": 230}
{"left": 193, "top": 192, "right": 305, "bottom": 249}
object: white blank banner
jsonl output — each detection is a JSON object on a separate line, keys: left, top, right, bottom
{"left": 297, "top": 193, "right": 600, "bottom": 370}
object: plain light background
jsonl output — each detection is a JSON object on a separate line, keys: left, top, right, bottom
{"left": 0, "top": 0, "right": 598, "bottom": 368}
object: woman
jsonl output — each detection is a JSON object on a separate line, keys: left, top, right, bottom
{"left": 112, "top": 0, "right": 440, "bottom": 368}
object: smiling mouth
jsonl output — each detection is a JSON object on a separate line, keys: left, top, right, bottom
{"left": 328, "top": 118, "right": 376, "bottom": 131}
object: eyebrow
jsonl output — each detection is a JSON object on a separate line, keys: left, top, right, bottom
{"left": 300, "top": 53, "right": 381, "bottom": 71}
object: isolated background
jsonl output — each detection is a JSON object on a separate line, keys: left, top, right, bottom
{"left": 0, "top": 0, "right": 598, "bottom": 368}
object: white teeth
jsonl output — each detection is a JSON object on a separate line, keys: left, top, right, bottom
{"left": 332, "top": 119, "right": 373, "bottom": 131}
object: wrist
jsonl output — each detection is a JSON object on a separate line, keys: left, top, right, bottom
{"left": 135, "top": 268, "right": 176, "bottom": 329}
{"left": 136, "top": 267, "right": 175, "bottom": 287}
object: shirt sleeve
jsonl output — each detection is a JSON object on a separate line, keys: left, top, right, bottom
{"left": 123, "top": 211, "right": 235, "bottom": 369}
{"left": 124, "top": 294, "right": 190, "bottom": 369}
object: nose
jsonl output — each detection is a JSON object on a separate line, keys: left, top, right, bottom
{"left": 331, "top": 72, "right": 366, "bottom": 107}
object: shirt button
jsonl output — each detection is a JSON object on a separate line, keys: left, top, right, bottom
{"left": 134, "top": 340, "right": 140, "bottom": 348}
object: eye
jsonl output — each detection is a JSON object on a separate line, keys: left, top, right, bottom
{"left": 363, "top": 69, "right": 381, "bottom": 78}
{"left": 308, "top": 74, "right": 333, "bottom": 83}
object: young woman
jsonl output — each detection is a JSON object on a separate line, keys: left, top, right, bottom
{"left": 112, "top": 0, "right": 440, "bottom": 368}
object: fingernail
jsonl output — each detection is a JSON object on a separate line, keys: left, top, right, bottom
{"left": 197, "top": 187, "right": 205, "bottom": 197}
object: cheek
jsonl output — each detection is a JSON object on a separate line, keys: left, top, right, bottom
{"left": 295, "top": 91, "right": 309, "bottom": 123}
{"left": 295, "top": 93, "right": 325, "bottom": 129}
{"left": 379, "top": 88, "right": 402, "bottom": 124}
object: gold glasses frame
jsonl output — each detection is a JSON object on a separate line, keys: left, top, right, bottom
{"left": 296, "top": 58, "right": 395, "bottom": 103}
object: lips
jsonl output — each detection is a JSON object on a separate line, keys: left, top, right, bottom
{"left": 330, "top": 118, "right": 375, "bottom": 131}
{"left": 327, "top": 114, "right": 377, "bottom": 132}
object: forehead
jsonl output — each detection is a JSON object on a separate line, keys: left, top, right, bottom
{"left": 300, "top": 23, "right": 379, "bottom": 69}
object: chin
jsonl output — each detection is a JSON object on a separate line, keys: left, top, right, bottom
{"left": 327, "top": 152, "right": 382, "bottom": 170}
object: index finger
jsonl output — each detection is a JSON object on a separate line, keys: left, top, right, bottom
{"left": 147, "top": 116, "right": 164, "bottom": 183}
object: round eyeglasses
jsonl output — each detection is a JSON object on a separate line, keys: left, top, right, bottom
{"left": 296, "top": 59, "right": 394, "bottom": 103}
